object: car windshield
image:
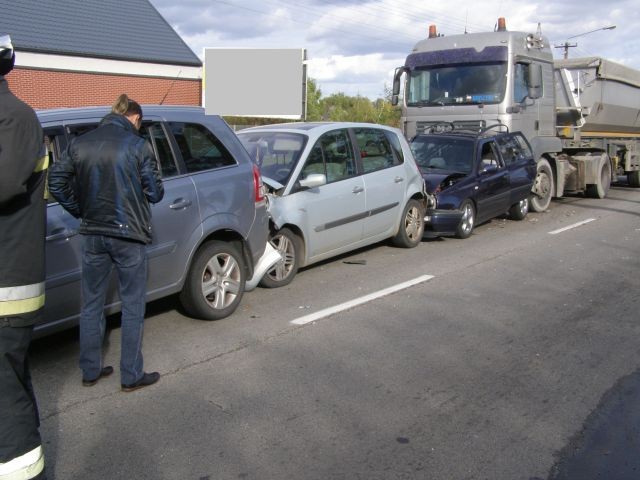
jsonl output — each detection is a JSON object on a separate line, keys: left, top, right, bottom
{"left": 237, "top": 131, "right": 307, "bottom": 185}
{"left": 407, "top": 62, "right": 507, "bottom": 106}
{"left": 410, "top": 136, "right": 474, "bottom": 174}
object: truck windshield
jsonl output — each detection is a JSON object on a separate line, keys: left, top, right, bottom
{"left": 407, "top": 62, "right": 507, "bottom": 106}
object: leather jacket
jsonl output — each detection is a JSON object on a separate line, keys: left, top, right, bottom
{"left": 48, "top": 113, "right": 164, "bottom": 244}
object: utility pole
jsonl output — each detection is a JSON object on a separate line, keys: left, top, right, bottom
{"left": 555, "top": 25, "right": 616, "bottom": 59}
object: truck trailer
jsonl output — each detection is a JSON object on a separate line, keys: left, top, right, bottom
{"left": 392, "top": 18, "right": 640, "bottom": 212}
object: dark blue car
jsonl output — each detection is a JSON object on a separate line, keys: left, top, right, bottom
{"left": 410, "top": 127, "right": 537, "bottom": 238}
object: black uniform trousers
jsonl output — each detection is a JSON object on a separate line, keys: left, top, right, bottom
{"left": 0, "top": 323, "right": 42, "bottom": 464}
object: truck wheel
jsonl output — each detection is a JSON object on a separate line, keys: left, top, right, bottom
{"left": 455, "top": 200, "right": 475, "bottom": 239}
{"left": 392, "top": 199, "right": 425, "bottom": 248}
{"left": 259, "top": 228, "right": 301, "bottom": 288}
{"left": 509, "top": 198, "right": 529, "bottom": 221}
{"left": 586, "top": 159, "right": 611, "bottom": 199}
{"left": 179, "top": 241, "right": 245, "bottom": 320}
{"left": 529, "top": 159, "right": 553, "bottom": 212}
{"left": 628, "top": 171, "right": 640, "bottom": 188}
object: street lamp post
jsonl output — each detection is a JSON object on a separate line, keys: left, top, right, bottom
{"left": 555, "top": 25, "right": 616, "bottom": 59}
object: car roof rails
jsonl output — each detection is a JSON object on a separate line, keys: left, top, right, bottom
{"left": 479, "top": 123, "right": 509, "bottom": 135}
{"left": 424, "top": 122, "right": 456, "bottom": 134}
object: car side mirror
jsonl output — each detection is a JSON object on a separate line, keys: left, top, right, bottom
{"left": 298, "top": 173, "right": 327, "bottom": 189}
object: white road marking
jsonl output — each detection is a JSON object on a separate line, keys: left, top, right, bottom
{"left": 548, "top": 218, "right": 596, "bottom": 235}
{"left": 290, "top": 274, "right": 435, "bottom": 326}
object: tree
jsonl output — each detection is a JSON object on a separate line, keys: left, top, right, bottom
{"left": 225, "top": 78, "right": 402, "bottom": 129}
{"left": 307, "top": 80, "right": 401, "bottom": 127}
{"left": 305, "top": 78, "right": 323, "bottom": 121}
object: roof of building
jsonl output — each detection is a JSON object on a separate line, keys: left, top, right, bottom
{"left": 0, "top": 0, "right": 201, "bottom": 67}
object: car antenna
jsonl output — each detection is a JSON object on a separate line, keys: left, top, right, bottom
{"left": 159, "top": 69, "right": 182, "bottom": 105}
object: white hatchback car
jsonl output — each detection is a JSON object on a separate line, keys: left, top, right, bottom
{"left": 237, "top": 122, "right": 430, "bottom": 287}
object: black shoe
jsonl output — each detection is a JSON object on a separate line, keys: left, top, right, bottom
{"left": 82, "top": 366, "right": 114, "bottom": 387}
{"left": 121, "top": 372, "right": 160, "bottom": 392}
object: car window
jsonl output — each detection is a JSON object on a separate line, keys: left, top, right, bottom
{"left": 168, "top": 122, "right": 236, "bottom": 173}
{"left": 354, "top": 128, "right": 397, "bottom": 173}
{"left": 140, "top": 123, "right": 179, "bottom": 178}
{"left": 300, "top": 129, "right": 356, "bottom": 183}
{"left": 384, "top": 131, "right": 404, "bottom": 165}
{"left": 43, "top": 127, "right": 67, "bottom": 204}
{"left": 479, "top": 141, "right": 504, "bottom": 170}
{"left": 496, "top": 135, "right": 528, "bottom": 166}
{"left": 514, "top": 134, "right": 533, "bottom": 160}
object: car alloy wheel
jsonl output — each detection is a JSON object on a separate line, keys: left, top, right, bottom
{"left": 456, "top": 200, "right": 475, "bottom": 239}
{"left": 200, "top": 252, "right": 242, "bottom": 309}
{"left": 180, "top": 240, "right": 246, "bottom": 320}
{"left": 509, "top": 198, "right": 529, "bottom": 220}
{"left": 392, "top": 199, "right": 425, "bottom": 248}
{"left": 259, "top": 227, "right": 301, "bottom": 288}
{"left": 404, "top": 203, "right": 424, "bottom": 242}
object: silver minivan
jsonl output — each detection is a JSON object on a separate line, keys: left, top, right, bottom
{"left": 39, "top": 106, "right": 277, "bottom": 336}
{"left": 237, "top": 122, "right": 430, "bottom": 288}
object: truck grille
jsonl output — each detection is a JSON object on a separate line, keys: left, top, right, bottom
{"left": 416, "top": 120, "right": 486, "bottom": 134}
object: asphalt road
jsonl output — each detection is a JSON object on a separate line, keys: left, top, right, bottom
{"left": 30, "top": 182, "right": 640, "bottom": 480}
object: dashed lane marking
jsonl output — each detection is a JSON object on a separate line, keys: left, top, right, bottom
{"left": 290, "top": 274, "right": 435, "bottom": 326}
{"left": 548, "top": 218, "right": 596, "bottom": 235}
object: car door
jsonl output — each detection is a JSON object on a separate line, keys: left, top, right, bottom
{"left": 293, "top": 129, "right": 365, "bottom": 259}
{"left": 43, "top": 125, "right": 84, "bottom": 329}
{"left": 354, "top": 127, "right": 405, "bottom": 239}
{"left": 496, "top": 133, "right": 537, "bottom": 205}
{"left": 475, "top": 139, "right": 510, "bottom": 221}
{"left": 139, "top": 120, "right": 201, "bottom": 297}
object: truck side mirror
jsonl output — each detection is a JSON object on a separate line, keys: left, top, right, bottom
{"left": 391, "top": 67, "right": 408, "bottom": 106}
{"left": 527, "top": 64, "right": 543, "bottom": 100}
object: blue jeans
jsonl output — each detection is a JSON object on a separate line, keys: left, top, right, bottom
{"left": 79, "top": 234, "right": 147, "bottom": 385}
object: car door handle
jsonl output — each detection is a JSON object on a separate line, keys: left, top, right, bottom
{"left": 352, "top": 186, "right": 364, "bottom": 194}
{"left": 394, "top": 176, "right": 404, "bottom": 183}
{"left": 169, "top": 198, "right": 193, "bottom": 210}
{"left": 46, "top": 228, "right": 77, "bottom": 241}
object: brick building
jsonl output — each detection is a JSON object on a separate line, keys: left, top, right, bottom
{"left": 0, "top": 0, "right": 202, "bottom": 109}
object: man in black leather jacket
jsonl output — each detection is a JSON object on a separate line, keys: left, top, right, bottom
{"left": 49, "top": 95, "right": 164, "bottom": 392}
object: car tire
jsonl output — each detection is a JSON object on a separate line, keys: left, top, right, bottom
{"left": 586, "top": 158, "right": 611, "bottom": 199}
{"left": 392, "top": 198, "right": 425, "bottom": 248}
{"left": 179, "top": 240, "right": 245, "bottom": 320}
{"left": 455, "top": 200, "right": 475, "bottom": 239}
{"left": 628, "top": 170, "right": 640, "bottom": 188}
{"left": 529, "top": 159, "right": 553, "bottom": 212}
{"left": 508, "top": 198, "right": 529, "bottom": 221}
{"left": 259, "top": 227, "right": 301, "bottom": 288}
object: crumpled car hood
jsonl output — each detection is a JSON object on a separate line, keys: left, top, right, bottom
{"left": 420, "top": 171, "right": 467, "bottom": 193}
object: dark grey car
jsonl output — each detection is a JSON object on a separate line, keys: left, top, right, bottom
{"left": 39, "top": 106, "right": 275, "bottom": 336}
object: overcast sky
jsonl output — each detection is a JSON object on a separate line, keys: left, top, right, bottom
{"left": 149, "top": 0, "right": 640, "bottom": 100}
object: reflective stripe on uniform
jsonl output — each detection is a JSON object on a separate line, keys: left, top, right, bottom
{"left": 34, "top": 152, "right": 49, "bottom": 200}
{"left": 0, "top": 445, "right": 45, "bottom": 479}
{"left": 0, "top": 283, "right": 45, "bottom": 316}
{"left": 33, "top": 154, "right": 48, "bottom": 173}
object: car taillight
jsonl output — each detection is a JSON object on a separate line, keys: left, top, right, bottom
{"left": 253, "top": 164, "right": 266, "bottom": 204}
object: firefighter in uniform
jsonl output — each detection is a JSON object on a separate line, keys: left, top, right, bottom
{"left": 0, "top": 35, "right": 47, "bottom": 480}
